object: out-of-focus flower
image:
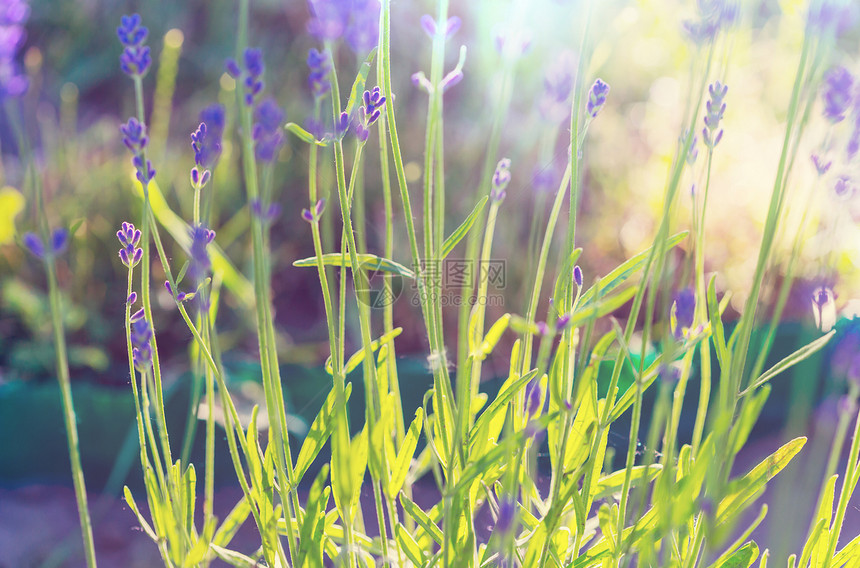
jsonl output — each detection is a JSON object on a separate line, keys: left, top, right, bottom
{"left": 23, "top": 228, "right": 68, "bottom": 260}
{"left": 671, "top": 288, "right": 696, "bottom": 339}
{"left": 538, "top": 50, "right": 576, "bottom": 124}
{"left": 345, "top": 0, "right": 380, "bottom": 53}
{"left": 188, "top": 224, "right": 216, "bottom": 284}
{"left": 131, "top": 318, "right": 153, "bottom": 372}
{"left": 226, "top": 48, "right": 265, "bottom": 107}
{"left": 682, "top": 0, "right": 739, "bottom": 44}
{"left": 491, "top": 158, "right": 511, "bottom": 202}
{"left": 703, "top": 81, "right": 727, "bottom": 148}
{"left": 307, "top": 48, "right": 331, "bottom": 98}
{"left": 821, "top": 67, "right": 854, "bottom": 123}
{"left": 253, "top": 98, "right": 285, "bottom": 162}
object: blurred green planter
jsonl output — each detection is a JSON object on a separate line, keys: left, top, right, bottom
{"left": 0, "top": 322, "right": 832, "bottom": 493}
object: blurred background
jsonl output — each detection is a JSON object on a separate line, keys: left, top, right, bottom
{"left": 1, "top": 0, "right": 860, "bottom": 565}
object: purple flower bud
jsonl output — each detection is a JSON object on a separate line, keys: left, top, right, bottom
{"left": 188, "top": 224, "right": 215, "bottom": 284}
{"left": 411, "top": 71, "right": 433, "bottom": 92}
{"left": 440, "top": 69, "right": 463, "bottom": 92}
{"left": 51, "top": 228, "right": 68, "bottom": 255}
{"left": 834, "top": 175, "right": 855, "bottom": 200}
{"left": 536, "top": 321, "right": 549, "bottom": 336}
{"left": 117, "top": 14, "right": 151, "bottom": 77}
{"left": 671, "top": 288, "right": 696, "bottom": 339}
{"left": 127, "top": 292, "right": 137, "bottom": 304}
{"left": 420, "top": 14, "right": 436, "bottom": 37}
{"left": 586, "top": 78, "right": 610, "bottom": 118}
{"left": 315, "top": 198, "right": 326, "bottom": 217}
{"left": 130, "top": 318, "right": 153, "bottom": 372}
{"left": 225, "top": 58, "right": 240, "bottom": 78}
{"left": 22, "top": 232, "right": 43, "bottom": 258}
{"left": 573, "top": 265, "right": 583, "bottom": 287}
{"left": 130, "top": 307, "right": 146, "bottom": 322}
{"left": 492, "top": 158, "right": 512, "bottom": 202}
{"left": 445, "top": 17, "right": 461, "bottom": 38}
{"left": 302, "top": 208, "right": 314, "bottom": 223}
{"left": 811, "top": 153, "right": 832, "bottom": 176}
{"left": 556, "top": 313, "right": 571, "bottom": 330}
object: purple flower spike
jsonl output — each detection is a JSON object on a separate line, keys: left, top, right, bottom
{"left": 495, "top": 499, "right": 516, "bottom": 535}
{"left": 0, "top": 0, "right": 28, "bottom": 100}
{"left": 228, "top": 48, "right": 266, "bottom": 107}
{"left": 671, "top": 288, "right": 696, "bottom": 339}
{"left": 188, "top": 224, "right": 215, "bottom": 284}
{"left": 491, "top": 158, "right": 511, "bottom": 202}
{"left": 586, "top": 78, "right": 610, "bottom": 118}
{"left": 345, "top": 0, "right": 380, "bottom": 54}
{"left": 539, "top": 50, "right": 576, "bottom": 124}
{"left": 822, "top": 66, "right": 854, "bottom": 123}
{"left": 307, "top": 0, "right": 351, "bottom": 42}
{"left": 130, "top": 318, "right": 153, "bottom": 372}
{"left": 117, "top": 14, "right": 151, "bottom": 77}
{"left": 120, "top": 118, "right": 148, "bottom": 152}
{"left": 307, "top": 48, "right": 332, "bottom": 98}
{"left": 253, "top": 98, "right": 285, "bottom": 162}
{"left": 191, "top": 121, "right": 222, "bottom": 171}
{"left": 703, "top": 81, "right": 727, "bottom": 148}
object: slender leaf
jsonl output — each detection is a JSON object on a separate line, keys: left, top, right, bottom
{"left": 293, "top": 253, "right": 415, "bottom": 279}
{"left": 440, "top": 196, "right": 488, "bottom": 260}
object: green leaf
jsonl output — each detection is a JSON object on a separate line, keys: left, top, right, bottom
{"left": 578, "top": 231, "right": 688, "bottom": 307}
{"left": 293, "top": 253, "right": 415, "bottom": 279}
{"left": 469, "top": 369, "right": 538, "bottom": 445}
{"left": 440, "top": 196, "right": 488, "bottom": 260}
{"left": 285, "top": 122, "right": 318, "bottom": 144}
{"left": 401, "top": 495, "right": 444, "bottom": 546}
{"left": 740, "top": 331, "right": 835, "bottom": 396}
{"left": 478, "top": 313, "right": 511, "bottom": 359}
{"left": 731, "top": 386, "right": 771, "bottom": 456}
{"left": 293, "top": 383, "right": 353, "bottom": 486}
{"left": 212, "top": 496, "right": 251, "bottom": 549}
{"left": 123, "top": 486, "right": 158, "bottom": 541}
{"left": 708, "top": 275, "right": 730, "bottom": 370}
{"left": 344, "top": 48, "right": 378, "bottom": 117}
{"left": 209, "top": 544, "right": 263, "bottom": 567}
{"left": 715, "top": 542, "right": 759, "bottom": 568}
{"left": 593, "top": 465, "right": 662, "bottom": 501}
{"left": 570, "top": 285, "right": 638, "bottom": 327}
{"left": 552, "top": 248, "right": 584, "bottom": 314}
{"left": 396, "top": 524, "right": 428, "bottom": 566}
{"left": 716, "top": 437, "right": 806, "bottom": 525}
{"left": 325, "top": 328, "right": 403, "bottom": 375}
{"left": 832, "top": 531, "right": 860, "bottom": 567}
{"left": 387, "top": 408, "right": 423, "bottom": 497}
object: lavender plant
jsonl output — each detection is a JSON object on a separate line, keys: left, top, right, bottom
{"left": 28, "top": 0, "right": 854, "bottom": 566}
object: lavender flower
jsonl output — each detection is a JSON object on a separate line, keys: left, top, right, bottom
{"left": 191, "top": 121, "right": 222, "bottom": 171}
{"left": 307, "top": 48, "right": 331, "bottom": 98}
{"left": 226, "top": 48, "right": 265, "bottom": 107}
{"left": 586, "top": 79, "right": 610, "bottom": 119}
{"left": 494, "top": 499, "right": 516, "bottom": 535}
{"left": 821, "top": 67, "right": 854, "bottom": 123}
{"left": 493, "top": 25, "right": 531, "bottom": 58}
{"left": 164, "top": 280, "right": 187, "bottom": 303}
{"left": 832, "top": 318, "right": 860, "bottom": 382}
{"left": 188, "top": 224, "right": 216, "bottom": 284}
{"left": 811, "top": 153, "right": 832, "bottom": 176}
{"left": 307, "top": 0, "right": 350, "bottom": 42}
{"left": 117, "top": 221, "right": 143, "bottom": 269}
{"left": 22, "top": 228, "right": 68, "bottom": 259}
{"left": 120, "top": 118, "right": 156, "bottom": 183}
{"left": 671, "top": 288, "right": 696, "bottom": 339}
{"left": 345, "top": 0, "right": 380, "bottom": 53}
{"left": 525, "top": 379, "right": 543, "bottom": 418}
{"left": 847, "top": 112, "right": 860, "bottom": 159}
{"left": 686, "top": 133, "right": 699, "bottom": 165}
{"left": 130, "top": 318, "right": 153, "bottom": 372}
{"left": 834, "top": 175, "right": 855, "bottom": 200}
{"left": 703, "top": 81, "right": 727, "bottom": 148}
{"left": 0, "top": 0, "right": 27, "bottom": 100}
{"left": 682, "top": 0, "right": 738, "bottom": 44}
{"left": 117, "top": 14, "right": 151, "bottom": 78}
{"left": 251, "top": 199, "right": 282, "bottom": 223}
{"left": 354, "top": 87, "right": 386, "bottom": 142}
{"left": 538, "top": 51, "right": 575, "bottom": 123}
{"left": 302, "top": 198, "right": 326, "bottom": 223}
{"left": 253, "top": 98, "right": 285, "bottom": 162}
{"left": 420, "top": 14, "right": 461, "bottom": 40}
{"left": 573, "top": 265, "right": 583, "bottom": 287}
{"left": 491, "top": 158, "right": 511, "bottom": 202}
